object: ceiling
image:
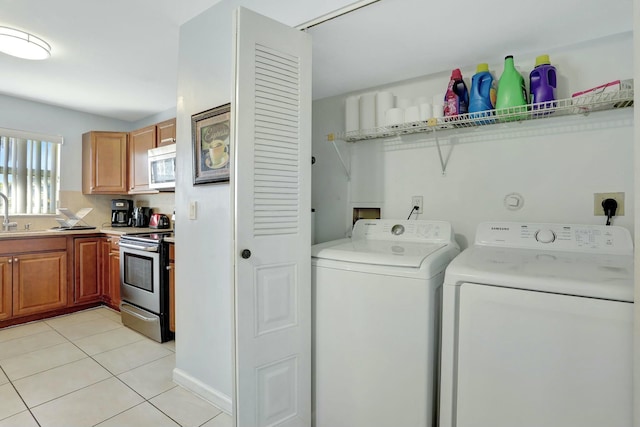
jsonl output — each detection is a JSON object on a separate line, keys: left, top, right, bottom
{"left": 0, "top": 0, "right": 633, "bottom": 123}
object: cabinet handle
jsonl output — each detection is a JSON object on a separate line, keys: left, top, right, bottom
{"left": 8, "top": 259, "right": 11, "bottom": 264}
{"left": 13, "top": 258, "right": 18, "bottom": 263}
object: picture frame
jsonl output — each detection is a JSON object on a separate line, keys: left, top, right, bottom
{"left": 192, "top": 103, "right": 231, "bottom": 185}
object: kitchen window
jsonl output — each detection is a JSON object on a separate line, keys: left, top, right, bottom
{"left": 0, "top": 128, "right": 61, "bottom": 214}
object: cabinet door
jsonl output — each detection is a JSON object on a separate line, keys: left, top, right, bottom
{"left": 0, "top": 256, "right": 11, "bottom": 320}
{"left": 74, "top": 238, "right": 102, "bottom": 304}
{"left": 168, "top": 243, "right": 175, "bottom": 332}
{"left": 109, "top": 250, "right": 121, "bottom": 308}
{"left": 157, "top": 118, "right": 176, "bottom": 147}
{"left": 129, "top": 125, "right": 157, "bottom": 193}
{"left": 100, "top": 239, "right": 111, "bottom": 305}
{"left": 82, "top": 132, "right": 128, "bottom": 194}
{"left": 12, "top": 251, "right": 68, "bottom": 317}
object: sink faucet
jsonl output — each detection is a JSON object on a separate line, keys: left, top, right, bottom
{"left": 0, "top": 192, "right": 17, "bottom": 231}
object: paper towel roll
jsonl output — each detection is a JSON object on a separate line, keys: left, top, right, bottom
{"left": 404, "top": 106, "right": 420, "bottom": 123}
{"left": 375, "top": 92, "right": 394, "bottom": 127}
{"left": 359, "top": 93, "right": 376, "bottom": 130}
{"left": 432, "top": 93, "right": 445, "bottom": 119}
{"left": 345, "top": 96, "right": 360, "bottom": 132}
{"left": 397, "top": 98, "right": 413, "bottom": 109}
{"left": 420, "top": 103, "right": 433, "bottom": 120}
{"left": 385, "top": 108, "right": 404, "bottom": 126}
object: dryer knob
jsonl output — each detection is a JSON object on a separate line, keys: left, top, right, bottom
{"left": 535, "top": 229, "right": 556, "bottom": 243}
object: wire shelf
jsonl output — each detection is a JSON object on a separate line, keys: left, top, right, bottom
{"left": 333, "top": 88, "right": 634, "bottom": 143}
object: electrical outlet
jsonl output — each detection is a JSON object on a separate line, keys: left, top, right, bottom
{"left": 411, "top": 196, "right": 423, "bottom": 214}
{"left": 594, "top": 192, "right": 624, "bottom": 216}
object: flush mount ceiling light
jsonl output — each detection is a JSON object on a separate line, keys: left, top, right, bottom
{"left": 0, "top": 26, "right": 51, "bottom": 60}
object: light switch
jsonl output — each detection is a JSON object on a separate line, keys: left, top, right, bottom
{"left": 189, "top": 201, "right": 197, "bottom": 220}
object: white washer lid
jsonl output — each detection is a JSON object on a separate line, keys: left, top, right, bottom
{"left": 445, "top": 246, "right": 634, "bottom": 302}
{"left": 312, "top": 239, "right": 447, "bottom": 268}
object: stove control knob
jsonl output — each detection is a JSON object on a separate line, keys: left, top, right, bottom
{"left": 535, "top": 229, "right": 556, "bottom": 243}
{"left": 241, "top": 249, "right": 252, "bottom": 259}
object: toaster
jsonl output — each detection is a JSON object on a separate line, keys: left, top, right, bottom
{"left": 149, "top": 213, "right": 171, "bottom": 229}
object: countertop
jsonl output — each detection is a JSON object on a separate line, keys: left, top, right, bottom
{"left": 0, "top": 226, "right": 172, "bottom": 239}
{"left": 100, "top": 226, "right": 173, "bottom": 236}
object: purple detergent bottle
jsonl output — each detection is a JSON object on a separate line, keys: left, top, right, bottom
{"left": 529, "top": 54, "right": 557, "bottom": 110}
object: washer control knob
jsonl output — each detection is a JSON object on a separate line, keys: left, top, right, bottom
{"left": 535, "top": 229, "right": 556, "bottom": 243}
{"left": 391, "top": 224, "right": 405, "bottom": 236}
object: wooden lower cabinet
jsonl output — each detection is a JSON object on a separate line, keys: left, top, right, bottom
{"left": 12, "top": 251, "right": 68, "bottom": 317}
{"left": 102, "top": 235, "right": 121, "bottom": 309}
{"left": 168, "top": 243, "right": 175, "bottom": 332}
{"left": 0, "top": 257, "right": 12, "bottom": 320}
{"left": 74, "top": 237, "right": 103, "bottom": 304}
{"left": 0, "top": 237, "right": 69, "bottom": 320}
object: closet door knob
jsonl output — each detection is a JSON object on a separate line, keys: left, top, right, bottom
{"left": 241, "top": 249, "right": 251, "bottom": 259}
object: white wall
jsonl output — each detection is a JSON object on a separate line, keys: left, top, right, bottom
{"left": 632, "top": 0, "right": 639, "bottom": 423}
{"left": 0, "top": 94, "right": 130, "bottom": 192}
{"left": 312, "top": 32, "right": 634, "bottom": 249}
{"left": 172, "top": 0, "right": 239, "bottom": 412}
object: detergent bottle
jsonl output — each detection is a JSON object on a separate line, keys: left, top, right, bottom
{"left": 529, "top": 54, "right": 557, "bottom": 109}
{"left": 468, "top": 63, "right": 496, "bottom": 120}
{"left": 496, "top": 55, "right": 528, "bottom": 121}
{"left": 443, "top": 68, "right": 469, "bottom": 118}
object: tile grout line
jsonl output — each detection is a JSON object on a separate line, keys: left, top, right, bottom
{"left": 73, "top": 334, "right": 187, "bottom": 426}
{"left": 0, "top": 364, "right": 43, "bottom": 427}
{"left": 2, "top": 309, "right": 219, "bottom": 427}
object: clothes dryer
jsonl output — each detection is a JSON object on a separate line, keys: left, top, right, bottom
{"left": 312, "top": 219, "right": 460, "bottom": 427}
{"left": 439, "top": 222, "right": 633, "bottom": 427}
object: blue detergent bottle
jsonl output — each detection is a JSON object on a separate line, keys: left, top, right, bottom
{"left": 469, "top": 63, "right": 496, "bottom": 121}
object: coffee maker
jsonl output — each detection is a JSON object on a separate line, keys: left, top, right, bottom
{"left": 132, "top": 207, "right": 152, "bottom": 227}
{"left": 111, "top": 199, "right": 133, "bottom": 227}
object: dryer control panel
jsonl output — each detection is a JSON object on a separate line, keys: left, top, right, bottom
{"left": 475, "top": 222, "right": 633, "bottom": 254}
{"left": 353, "top": 219, "right": 453, "bottom": 243}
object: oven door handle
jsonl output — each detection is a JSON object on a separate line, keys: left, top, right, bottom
{"left": 120, "top": 303, "right": 158, "bottom": 322}
{"left": 119, "top": 242, "right": 158, "bottom": 252}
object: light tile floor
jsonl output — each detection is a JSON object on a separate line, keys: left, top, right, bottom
{"left": 0, "top": 307, "right": 232, "bottom": 427}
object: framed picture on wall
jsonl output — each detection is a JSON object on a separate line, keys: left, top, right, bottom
{"left": 191, "top": 103, "right": 231, "bottom": 185}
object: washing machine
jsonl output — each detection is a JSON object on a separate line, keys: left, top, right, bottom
{"left": 439, "top": 222, "right": 634, "bottom": 427}
{"left": 312, "top": 219, "right": 460, "bottom": 427}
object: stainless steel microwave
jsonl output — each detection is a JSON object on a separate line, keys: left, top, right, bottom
{"left": 148, "top": 144, "right": 176, "bottom": 190}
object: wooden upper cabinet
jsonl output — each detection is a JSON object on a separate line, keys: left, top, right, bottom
{"left": 129, "top": 125, "right": 157, "bottom": 194}
{"left": 82, "top": 131, "right": 128, "bottom": 194}
{"left": 157, "top": 118, "right": 176, "bottom": 147}
{"left": 83, "top": 118, "right": 174, "bottom": 195}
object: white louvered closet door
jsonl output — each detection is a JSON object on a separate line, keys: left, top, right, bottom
{"left": 231, "top": 7, "right": 312, "bottom": 427}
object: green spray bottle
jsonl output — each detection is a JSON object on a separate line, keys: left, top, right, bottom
{"left": 495, "top": 55, "right": 528, "bottom": 121}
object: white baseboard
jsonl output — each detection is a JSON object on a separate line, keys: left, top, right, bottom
{"left": 172, "top": 368, "right": 233, "bottom": 415}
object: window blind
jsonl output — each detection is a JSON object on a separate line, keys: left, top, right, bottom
{"left": 0, "top": 128, "right": 61, "bottom": 214}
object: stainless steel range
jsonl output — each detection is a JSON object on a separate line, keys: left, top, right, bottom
{"left": 119, "top": 232, "right": 174, "bottom": 342}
